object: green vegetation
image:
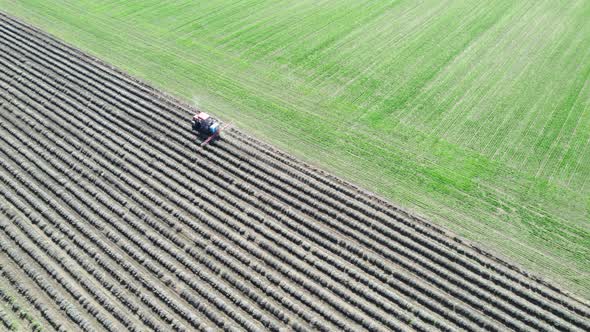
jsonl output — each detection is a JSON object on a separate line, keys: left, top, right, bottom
{"left": 2, "top": 0, "right": 589, "bottom": 298}
{"left": 0, "top": 282, "right": 43, "bottom": 331}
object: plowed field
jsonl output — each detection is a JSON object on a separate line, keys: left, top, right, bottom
{"left": 0, "top": 12, "right": 588, "bottom": 332}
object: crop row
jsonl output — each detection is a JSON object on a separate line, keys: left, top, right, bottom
{"left": 0, "top": 263, "right": 71, "bottom": 332}
{"left": 0, "top": 284, "right": 43, "bottom": 332}
{"left": 0, "top": 153, "right": 198, "bottom": 332}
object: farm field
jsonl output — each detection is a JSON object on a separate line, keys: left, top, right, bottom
{"left": 1, "top": 11, "right": 590, "bottom": 331}
{"left": 1, "top": 0, "right": 588, "bottom": 299}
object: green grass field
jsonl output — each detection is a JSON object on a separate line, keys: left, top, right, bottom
{"left": 2, "top": 0, "right": 589, "bottom": 299}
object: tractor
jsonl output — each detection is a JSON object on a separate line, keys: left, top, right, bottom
{"left": 191, "top": 111, "right": 226, "bottom": 147}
